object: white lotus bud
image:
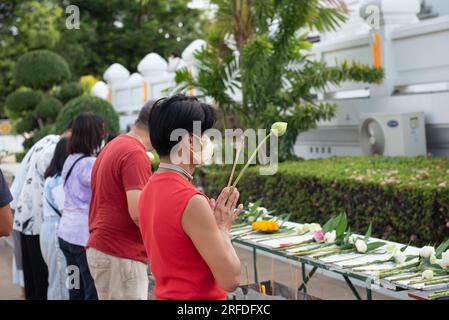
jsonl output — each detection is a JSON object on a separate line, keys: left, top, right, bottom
{"left": 355, "top": 239, "right": 367, "bottom": 253}
{"left": 386, "top": 244, "right": 398, "bottom": 255}
{"left": 308, "top": 223, "right": 322, "bottom": 233}
{"left": 422, "top": 270, "right": 434, "bottom": 280}
{"left": 393, "top": 251, "right": 406, "bottom": 264}
{"left": 271, "top": 122, "right": 288, "bottom": 137}
{"left": 348, "top": 235, "right": 356, "bottom": 245}
{"left": 419, "top": 246, "right": 435, "bottom": 258}
{"left": 438, "top": 250, "right": 449, "bottom": 269}
{"left": 295, "top": 225, "right": 307, "bottom": 234}
{"left": 430, "top": 254, "right": 438, "bottom": 265}
{"left": 324, "top": 230, "right": 337, "bottom": 244}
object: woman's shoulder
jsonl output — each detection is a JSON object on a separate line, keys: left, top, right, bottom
{"left": 44, "top": 175, "right": 61, "bottom": 192}
{"left": 67, "top": 153, "right": 96, "bottom": 167}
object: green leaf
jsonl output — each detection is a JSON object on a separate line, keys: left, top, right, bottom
{"left": 335, "top": 212, "right": 347, "bottom": 237}
{"left": 435, "top": 239, "right": 449, "bottom": 257}
{"left": 322, "top": 212, "right": 342, "bottom": 233}
{"left": 364, "top": 223, "right": 373, "bottom": 242}
{"left": 406, "top": 255, "right": 418, "bottom": 262}
{"left": 366, "top": 241, "right": 386, "bottom": 252}
{"left": 400, "top": 242, "right": 411, "bottom": 253}
{"left": 343, "top": 227, "right": 352, "bottom": 245}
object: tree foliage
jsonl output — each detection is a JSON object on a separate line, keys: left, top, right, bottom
{"left": 0, "top": 1, "right": 63, "bottom": 114}
{"left": 57, "top": 0, "right": 205, "bottom": 77}
{"left": 6, "top": 89, "right": 42, "bottom": 113}
{"left": 0, "top": 0, "right": 204, "bottom": 115}
{"left": 54, "top": 96, "right": 120, "bottom": 134}
{"left": 35, "top": 97, "right": 63, "bottom": 120}
{"left": 56, "top": 82, "right": 84, "bottom": 103}
{"left": 175, "top": 0, "right": 384, "bottom": 159}
{"left": 13, "top": 50, "right": 71, "bottom": 89}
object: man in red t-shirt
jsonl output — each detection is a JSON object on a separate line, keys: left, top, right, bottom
{"left": 86, "top": 103, "right": 153, "bottom": 300}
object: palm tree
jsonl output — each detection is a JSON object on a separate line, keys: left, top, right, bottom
{"left": 176, "top": 0, "right": 383, "bottom": 159}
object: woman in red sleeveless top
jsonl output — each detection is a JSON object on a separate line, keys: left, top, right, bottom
{"left": 138, "top": 94, "right": 243, "bottom": 300}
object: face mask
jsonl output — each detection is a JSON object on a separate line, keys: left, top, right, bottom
{"left": 191, "top": 134, "right": 214, "bottom": 165}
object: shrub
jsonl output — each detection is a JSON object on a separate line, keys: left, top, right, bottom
{"left": 15, "top": 152, "right": 27, "bottom": 162}
{"left": 15, "top": 117, "right": 37, "bottom": 134}
{"left": 35, "top": 97, "right": 63, "bottom": 120}
{"left": 13, "top": 50, "right": 71, "bottom": 89}
{"left": 22, "top": 137, "right": 35, "bottom": 150}
{"left": 33, "top": 124, "right": 55, "bottom": 143}
{"left": 6, "top": 90, "right": 42, "bottom": 113}
{"left": 55, "top": 95, "right": 120, "bottom": 134}
{"left": 56, "top": 82, "right": 84, "bottom": 103}
{"left": 79, "top": 75, "right": 97, "bottom": 95}
{"left": 199, "top": 157, "right": 449, "bottom": 246}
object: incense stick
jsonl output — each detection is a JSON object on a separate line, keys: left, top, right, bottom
{"left": 227, "top": 137, "right": 244, "bottom": 188}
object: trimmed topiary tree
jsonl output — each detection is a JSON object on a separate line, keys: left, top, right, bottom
{"left": 56, "top": 82, "right": 84, "bottom": 103}
{"left": 15, "top": 117, "right": 37, "bottom": 134}
{"left": 13, "top": 50, "right": 71, "bottom": 90}
{"left": 7, "top": 50, "right": 83, "bottom": 150}
{"left": 33, "top": 124, "right": 55, "bottom": 144}
{"left": 55, "top": 96, "right": 119, "bottom": 134}
{"left": 22, "top": 137, "right": 35, "bottom": 150}
{"left": 35, "top": 97, "right": 63, "bottom": 120}
{"left": 6, "top": 89, "right": 42, "bottom": 113}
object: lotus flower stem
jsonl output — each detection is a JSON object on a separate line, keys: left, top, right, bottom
{"left": 324, "top": 251, "right": 385, "bottom": 264}
{"left": 273, "top": 239, "right": 315, "bottom": 250}
{"left": 345, "top": 258, "right": 394, "bottom": 269}
{"left": 429, "top": 289, "right": 449, "bottom": 300}
{"left": 288, "top": 246, "right": 339, "bottom": 257}
{"left": 252, "top": 230, "right": 297, "bottom": 242}
{"left": 231, "top": 224, "right": 251, "bottom": 231}
{"left": 424, "top": 278, "right": 449, "bottom": 286}
{"left": 314, "top": 249, "right": 354, "bottom": 259}
{"left": 284, "top": 243, "right": 330, "bottom": 253}
{"left": 379, "top": 266, "right": 420, "bottom": 278}
{"left": 229, "top": 133, "right": 272, "bottom": 195}
{"left": 388, "top": 274, "right": 420, "bottom": 282}
{"left": 408, "top": 274, "right": 449, "bottom": 285}
{"left": 232, "top": 229, "right": 258, "bottom": 240}
{"left": 227, "top": 137, "right": 245, "bottom": 188}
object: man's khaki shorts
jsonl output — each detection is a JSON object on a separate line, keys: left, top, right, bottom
{"left": 87, "top": 247, "right": 149, "bottom": 300}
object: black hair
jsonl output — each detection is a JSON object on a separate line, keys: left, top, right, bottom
{"left": 134, "top": 100, "right": 154, "bottom": 129}
{"left": 68, "top": 112, "right": 105, "bottom": 156}
{"left": 44, "top": 138, "right": 69, "bottom": 179}
{"left": 148, "top": 94, "right": 216, "bottom": 156}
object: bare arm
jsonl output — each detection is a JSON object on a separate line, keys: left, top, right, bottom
{"left": 126, "top": 189, "right": 141, "bottom": 226}
{"left": 0, "top": 204, "right": 13, "bottom": 237}
{"left": 182, "top": 188, "right": 243, "bottom": 292}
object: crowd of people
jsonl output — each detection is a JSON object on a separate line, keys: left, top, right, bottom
{"left": 1, "top": 94, "right": 243, "bottom": 300}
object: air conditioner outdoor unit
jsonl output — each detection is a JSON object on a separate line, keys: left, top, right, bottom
{"left": 359, "top": 112, "right": 427, "bottom": 156}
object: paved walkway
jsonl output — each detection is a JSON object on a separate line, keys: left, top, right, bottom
{"left": 0, "top": 239, "right": 23, "bottom": 300}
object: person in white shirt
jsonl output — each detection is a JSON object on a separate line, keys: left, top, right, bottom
{"left": 12, "top": 122, "right": 72, "bottom": 300}
{"left": 167, "top": 52, "right": 187, "bottom": 73}
{"left": 39, "top": 138, "right": 70, "bottom": 300}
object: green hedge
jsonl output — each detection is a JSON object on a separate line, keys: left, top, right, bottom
{"left": 15, "top": 117, "right": 37, "bottom": 134}
{"left": 199, "top": 157, "right": 449, "bottom": 246}
{"left": 56, "top": 82, "right": 84, "bottom": 103}
{"left": 6, "top": 90, "right": 42, "bottom": 113}
{"left": 13, "top": 50, "right": 71, "bottom": 89}
{"left": 35, "top": 97, "right": 63, "bottom": 120}
{"left": 54, "top": 96, "right": 120, "bottom": 134}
